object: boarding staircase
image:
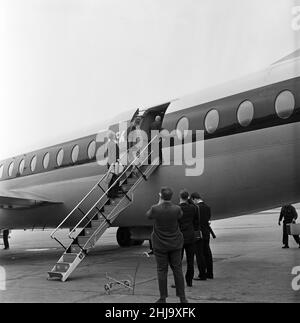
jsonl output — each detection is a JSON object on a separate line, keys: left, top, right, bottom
{"left": 48, "top": 136, "right": 160, "bottom": 282}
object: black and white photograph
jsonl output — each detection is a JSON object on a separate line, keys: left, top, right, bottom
{"left": 0, "top": 0, "right": 300, "bottom": 306}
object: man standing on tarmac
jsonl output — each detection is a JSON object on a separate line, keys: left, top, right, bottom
{"left": 2, "top": 229, "right": 9, "bottom": 250}
{"left": 278, "top": 204, "right": 300, "bottom": 249}
{"left": 147, "top": 187, "right": 188, "bottom": 304}
{"left": 178, "top": 190, "right": 199, "bottom": 287}
{"left": 191, "top": 192, "right": 214, "bottom": 280}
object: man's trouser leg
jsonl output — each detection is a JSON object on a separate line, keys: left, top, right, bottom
{"left": 3, "top": 230, "right": 9, "bottom": 249}
{"left": 158, "top": 139, "right": 162, "bottom": 164}
{"left": 184, "top": 243, "right": 195, "bottom": 286}
{"left": 154, "top": 250, "right": 169, "bottom": 299}
{"left": 194, "top": 239, "right": 206, "bottom": 278}
{"left": 108, "top": 174, "right": 119, "bottom": 198}
{"left": 203, "top": 238, "right": 213, "bottom": 277}
{"left": 169, "top": 249, "right": 185, "bottom": 299}
{"left": 149, "top": 239, "right": 153, "bottom": 251}
{"left": 283, "top": 223, "right": 289, "bottom": 246}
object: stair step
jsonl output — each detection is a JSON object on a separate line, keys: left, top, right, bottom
{"left": 48, "top": 271, "right": 64, "bottom": 279}
{"left": 103, "top": 205, "right": 115, "bottom": 214}
{"left": 77, "top": 235, "right": 90, "bottom": 243}
{"left": 91, "top": 213, "right": 100, "bottom": 221}
{"left": 126, "top": 178, "right": 137, "bottom": 185}
{"left": 77, "top": 236, "right": 93, "bottom": 248}
{"left": 91, "top": 220, "right": 103, "bottom": 228}
{"left": 55, "top": 262, "right": 70, "bottom": 273}
{"left": 63, "top": 253, "right": 78, "bottom": 263}
{"left": 70, "top": 244, "right": 83, "bottom": 253}
{"left": 84, "top": 227, "right": 97, "bottom": 236}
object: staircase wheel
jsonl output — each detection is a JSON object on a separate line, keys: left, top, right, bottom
{"left": 116, "top": 227, "right": 133, "bottom": 247}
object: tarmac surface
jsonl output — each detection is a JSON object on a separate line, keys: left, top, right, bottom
{"left": 0, "top": 210, "right": 300, "bottom": 303}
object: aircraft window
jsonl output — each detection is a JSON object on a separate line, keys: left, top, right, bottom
{"left": 205, "top": 109, "right": 219, "bottom": 134}
{"left": 237, "top": 100, "right": 254, "bottom": 127}
{"left": 8, "top": 162, "right": 14, "bottom": 177}
{"left": 57, "top": 149, "right": 64, "bottom": 167}
{"left": 275, "top": 90, "right": 295, "bottom": 119}
{"left": 88, "top": 140, "right": 96, "bottom": 159}
{"left": 31, "top": 156, "right": 37, "bottom": 172}
{"left": 19, "top": 159, "right": 25, "bottom": 175}
{"left": 0, "top": 165, "right": 3, "bottom": 178}
{"left": 43, "top": 152, "right": 50, "bottom": 169}
{"left": 176, "top": 117, "right": 189, "bottom": 140}
{"left": 71, "top": 145, "right": 80, "bottom": 163}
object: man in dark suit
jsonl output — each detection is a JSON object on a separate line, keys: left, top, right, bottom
{"left": 2, "top": 229, "right": 9, "bottom": 250}
{"left": 149, "top": 115, "right": 163, "bottom": 164}
{"left": 178, "top": 190, "right": 199, "bottom": 287}
{"left": 191, "top": 192, "right": 214, "bottom": 279}
{"left": 146, "top": 187, "right": 188, "bottom": 303}
{"left": 189, "top": 197, "right": 207, "bottom": 281}
{"left": 278, "top": 204, "right": 300, "bottom": 248}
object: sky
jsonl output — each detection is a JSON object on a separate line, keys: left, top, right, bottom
{"left": 0, "top": 0, "right": 299, "bottom": 160}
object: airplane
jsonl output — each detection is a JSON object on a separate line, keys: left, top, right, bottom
{"left": 0, "top": 48, "right": 299, "bottom": 250}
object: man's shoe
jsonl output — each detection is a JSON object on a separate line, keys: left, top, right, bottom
{"left": 171, "top": 284, "right": 176, "bottom": 288}
{"left": 207, "top": 274, "right": 214, "bottom": 279}
{"left": 3, "top": 247, "right": 9, "bottom": 250}
{"left": 180, "top": 297, "right": 188, "bottom": 303}
{"left": 155, "top": 298, "right": 166, "bottom": 303}
{"left": 282, "top": 245, "right": 289, "bottom": 249}
{"left": 147, "top": 250, "right": 154, "bottom": 255}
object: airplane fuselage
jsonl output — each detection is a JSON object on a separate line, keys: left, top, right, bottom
{"left": 0, "top": 54, "right": 300, "bottom": 236}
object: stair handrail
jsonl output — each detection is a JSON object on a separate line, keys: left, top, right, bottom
{"left": 67, "top": 135, "right": 159, "bottom": 239}
{"left": 50, "top": 135, "right": 159, "bottom": 240}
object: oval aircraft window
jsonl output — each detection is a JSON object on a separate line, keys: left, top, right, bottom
{"left": 237, "top": 100, "right": 254, "bottom": 127}
{"left": 19, "top": 159, "right": 25, "bottom": 175}
{"left": 205, "top": 109, "right": 219, "bottom": 134}
{"left": 71, "top": 145, "right": 80, "bottom": 163}
{"left": 43, "top": 152, "right": 50, "bottom": 169}
{"left": 8, "top": 162, "right": 14, "bottom": 177}
{"left": 176, "top": 117, "right": 189, "bottom": 140}
{"left": 0, "top": 164, "right": 3, "bottom": 178}
{"left": 87, "top": 140, "right": 96, "bottom": 159}
{"left": 57, "top": 149, "right": 64, "bottom": 167}
{"left": 275, "top": 90, "right": 295, "bottom": 119}
{"left": 30, "top": 156, "right": 37, "bottom": 172}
